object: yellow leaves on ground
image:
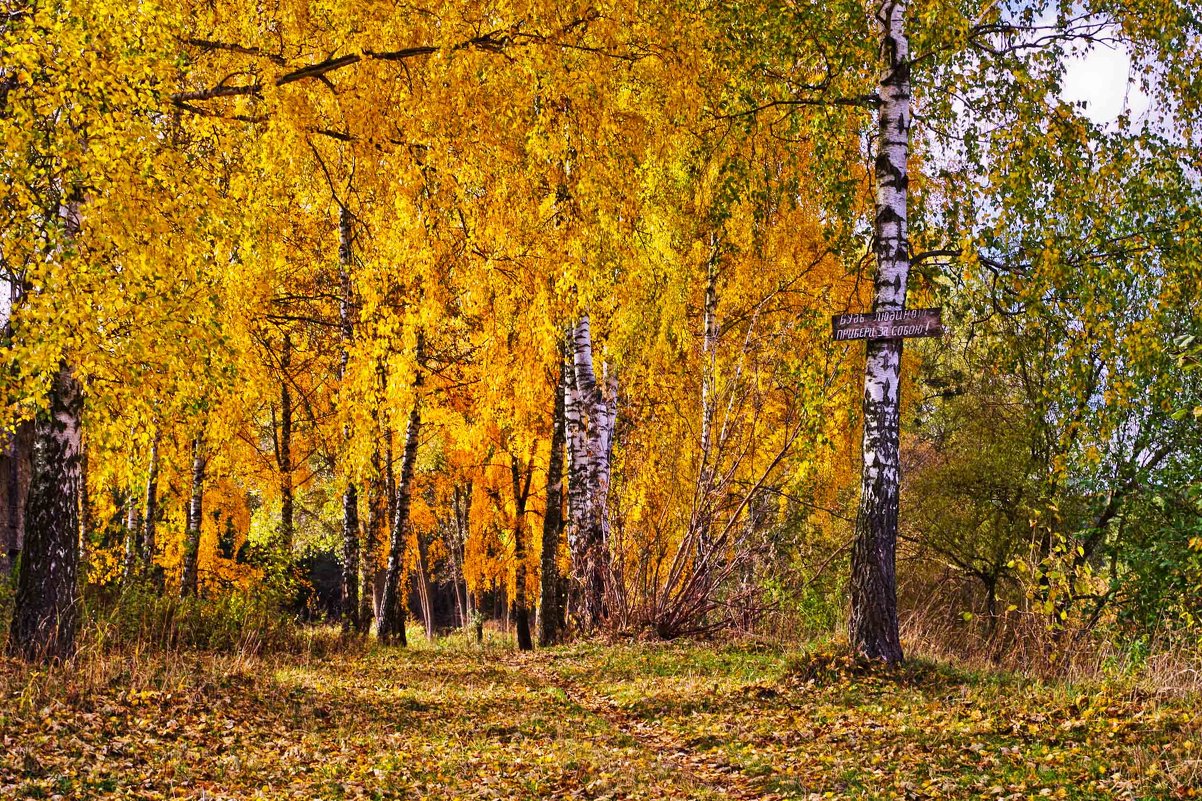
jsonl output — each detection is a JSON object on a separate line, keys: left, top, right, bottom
{"left": 2, "top": 640, "right": 1199, "bottom": 799}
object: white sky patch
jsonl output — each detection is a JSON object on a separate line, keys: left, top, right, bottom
{"left": 1061, "top": 41, "right": 1152, "bottom": 124}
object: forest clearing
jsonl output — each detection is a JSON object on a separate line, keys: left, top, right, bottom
{"left": 3, "top": 635, "right": 1200, "bottom": 800}
{"left": 4, "top": 0, "right": 1202, "bottom": 797}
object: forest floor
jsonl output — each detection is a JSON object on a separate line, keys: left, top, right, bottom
{"left": 1, "top": 634, "right": 1200, "bottom": 800}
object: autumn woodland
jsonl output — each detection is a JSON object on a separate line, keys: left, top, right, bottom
{"left": 1, "top": 0, "right": 1201, "bottom": 797}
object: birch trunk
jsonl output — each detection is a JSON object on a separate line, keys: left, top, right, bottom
{"left": 699, "top": 237, "right": 719, "bottom": 475}
{"left": 8, "top": 196, "right": 85, "bottom": 661}
{"left": 567, "top": 316, "right": 616, "bottom": 630}
{"left": 414, "top": 528, "right": 434, "bottom": 640}
{"left": 7, "top": 364, "right": 83, "bottom": 661}
{"left": 564, "top": 326, "right": 588, "bottom": 611}
{"left": 510, "top": 455, "right": 534, "bottom": 651}
{"left": 538, "top": 351, "right": 568, "bottom": 646}
{"left": 372, "top": 423, "right": 397, "bottom": 623}
{"left": 180, "top": 434, "right": 206, "bottom": 598}
{"left": 78, "top": 433, "right": 90, "bottom": 545}
{"left": 0, "top": 273, "right": 31, "bottom": 575}
{"left": 341, "top": 484, "right": 361, "bottom": 633}
{"left": 694, "top": 240, "right": 722, "bottom": 562}
{"left": 849, "top": 0, "right": 911, "bottom": 664}
{"left": 277, "top": 332, "right": 294, "bottom": 554}
{"left": 122, "top": 471, "right": 140, "bottom": 583}
{"left": 377, "top": 404, "right": 420, "bottom": 646}
{"left": 452, "top": 482, "right": 472, "bottom": 628}
{"left": 362, "top": 439, "right": 387, "bottom": 629}
{"left": 141, "top": 428, "right": 160, "bottom": 583}
{"left": 337, "top": 207, "right": 362, "bottom": 633}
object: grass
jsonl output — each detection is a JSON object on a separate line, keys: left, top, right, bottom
{"left": 2, "top": 631, "right": 1199, "bottom": 799}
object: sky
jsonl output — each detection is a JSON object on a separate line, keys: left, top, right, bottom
{"left": 1062, "top": 41, "right": 1152, "bottom": 124}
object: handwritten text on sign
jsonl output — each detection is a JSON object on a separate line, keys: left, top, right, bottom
{"left": 831, "top": 308, "right": 943, "bottom": 341}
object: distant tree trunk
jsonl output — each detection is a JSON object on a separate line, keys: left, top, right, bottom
{"left": 539, "top": 349, "right": 568, "bottom": 646}
{"left": 180, "top": 434, "right": 206, "bottom": 598}
{"left": 377, "top": 404, "right": 420, "bottom": 646}
{"left": 1, "top": 422, "right": 32, "bottom": 577}
{"left": 277, "top": 332, "right": 294, "bottom": 554}
{"left": 849, "top": 0, "right": 911, "bottom": 665}
{"left": 341, "top": 484, "right": 360, "bottom": 632}
{"left": 511, "top": 454, "right": 535, "bottom": 651}
{"left": 0, "top": 276, "right": 32, "bottom": 578}
{"left": 414, "top": 528, "right": 435, "bottom": 640}
{"left": 7, "top": 364, "right": 84, "bottom": 662}
{"left": 473, "top": 586, "right": 484, "bottom": 642}
{"left": 122, "top": 469, "right": 141, "bottom": 583}
{"left": 362, "top": 438, "right": 387, "bottom": 629}
{"left": 78, "top": 431, "right": 90, "bottom": 546}
{"left": 566, "top": 316, "right": 616, "bottom": 630}
{"left": 141, "top": 428, "right": 160, "bottom": 585}
{"left": 373, "top": 423, "right": 397, "bottom": 622}
{"left": 337, "top": 207, "right": 362, "bottom": 634}
{"left": 451, "top": 482, "right": 472, "bottom": 628}
{"left": 695, "top": 236, "right": 724, "bottom": 563}
{"left": 699, "top": 236, "right": 720, "bottom": 476}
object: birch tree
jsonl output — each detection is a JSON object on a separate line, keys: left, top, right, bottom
{"left": 377, "top": 368, "right": 423, "bottom": 646}
{"left": 337, "top": 207, "right": 363, "bottom": 634}
{"left": 847, "top": 0, "right": 912, "bottom": 664}
{"left": 180, "top": 434, "right": 207, "bottom": 597}
{"left": 566, "top": 316, "right": 618, "bottom": 630}
{"left": 539, "top": 351, "right": 569, "bottom": 646}
{"left": 142, "top": 429, "right": 161, "bottom": 581}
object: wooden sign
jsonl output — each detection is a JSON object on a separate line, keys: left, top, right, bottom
{"left": 831, "top": 307, "right": 943, "bottom": 341}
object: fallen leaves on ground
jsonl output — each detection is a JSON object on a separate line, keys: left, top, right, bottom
{"left": 1, "top": 638, "right": 1198, "bottom": 799}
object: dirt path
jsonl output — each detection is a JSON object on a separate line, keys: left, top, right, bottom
{"left": 513, "top": 655, "right": 779, "bottom": 801}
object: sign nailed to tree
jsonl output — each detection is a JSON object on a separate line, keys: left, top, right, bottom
{"left": 831, "top": 307, "right": 943, "bottom": 341}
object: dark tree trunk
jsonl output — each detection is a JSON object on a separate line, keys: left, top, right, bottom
{"left": 372, "top": 423, "right": 397, "bottom": 623}
{"left": 849, "top": 0, "right": 911, "bottom": 665}
{"left": 511, "top": 455, "right": 535, "bottom": 651}
{"left": 180, "top": 434, "right": 206, "bottom": 598}
{"left": 1, "top": 422, "right": 32, "bottom": 577}
{"left": 0, "top": 271, "right": 32, "bottom": 577}
{"left": 474, "top": 587, "right": 484, "bottom": 643}
{"left": 451, "top": 482, "right": 472, "bottom": 628}
{"left": 341, "top": 483, "right": 361, "bottom": 633}
{"left": 362, "top": 439, "right": 387, "bottom": 629}
{"left": 7, "top": 364, "right": 84, "bottom": 662}
{"left": 377, "top": 405, "right": 420, "bottom": 646}
{"left": 336, "top": 206, "right": 363, "bottom": 634}
{"left": 142, "top": 429, "right": 160, "bottom": 586}
{"left": 277, "top": 332, "right": 294, "bottom": 554}
{"left": 414, "top": 527, "right": 434, "bottom": 640}
{"left": 539, "top": 350, "right": 568, "bottom": 646}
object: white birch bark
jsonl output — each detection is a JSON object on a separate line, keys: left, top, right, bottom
{"left": 567, "top": 315, "right": 616, "bottom": 628}
{"left": 7, "top": 196, "right": 84, "bottom": 661}
{"left": 377, "top": 402, "right": 420, "bottom": 645}
{"left": 849, "top": 0, "right": 911, "bottom": 664}
{"left": 337, "top": 206, "right": 362, "bottom": 634}
{"left": 699, "top": 235, "right": 720, "bottom": 471}
{"left": 122, "top": 457, "right": 141, "bottom": 582}
{"left": 564, "top": 325, "right": 589, "bottom": 571}
{"left": 142, "top": 428, "right": 160, "bottom": 578}
{"left": 180, "top": 433, "right": 206, "bottom": 597}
